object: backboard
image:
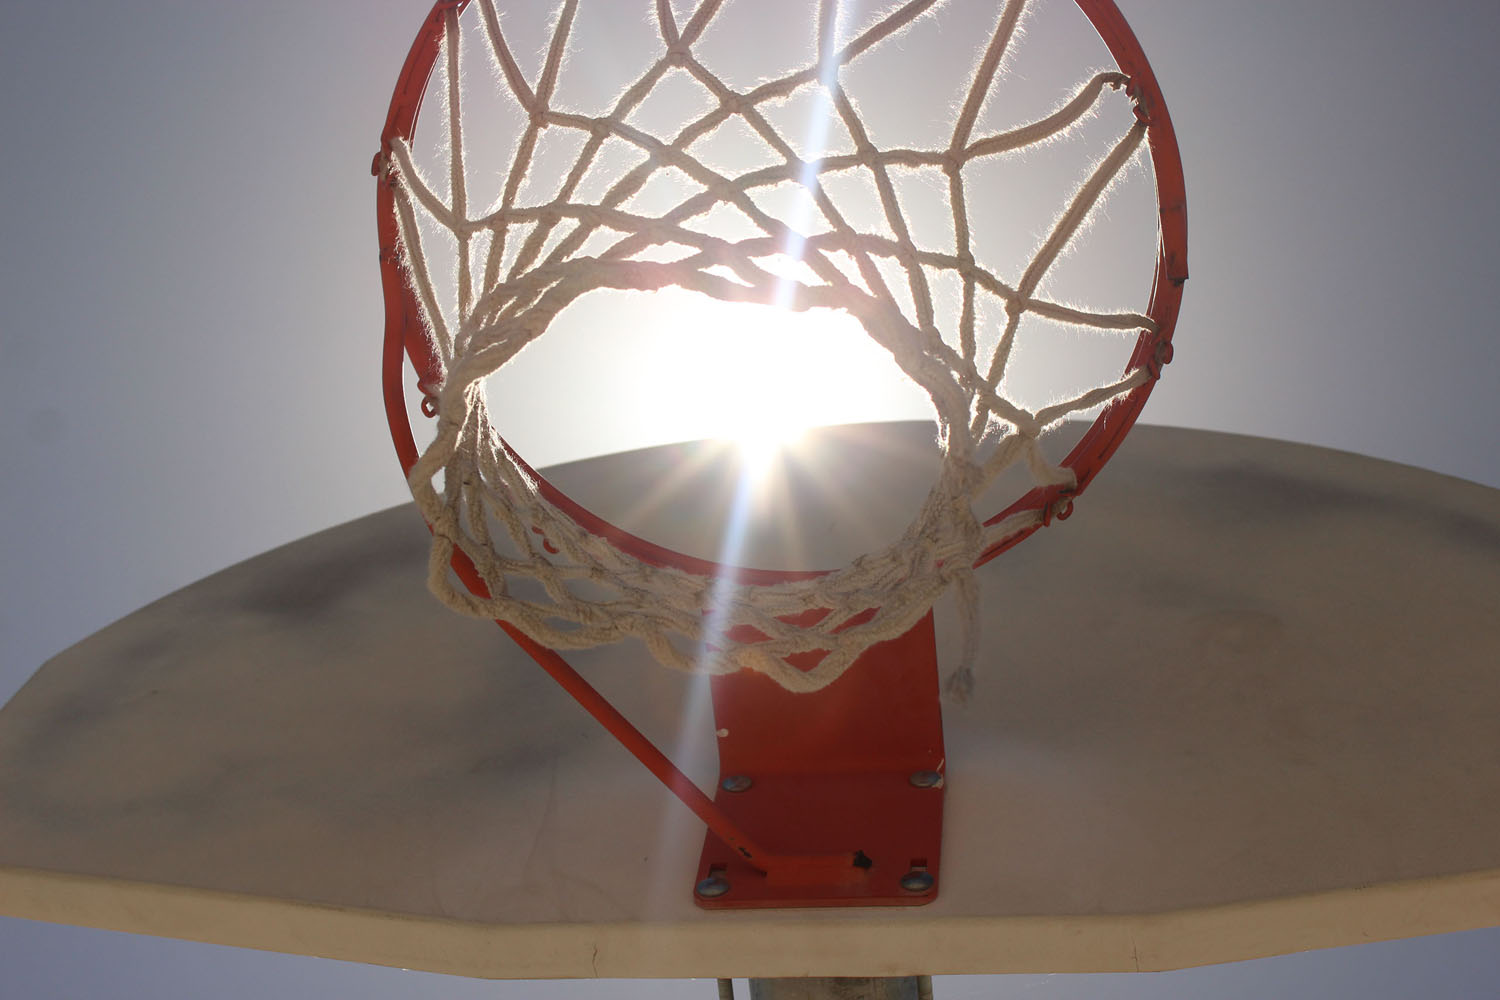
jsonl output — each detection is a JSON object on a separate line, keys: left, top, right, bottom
{"left": 2, "top": 422, "right": 1498, "bottom": 979}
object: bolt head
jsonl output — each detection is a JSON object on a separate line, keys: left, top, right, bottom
{"left": 720, "top": 774, "right": 754, "bottom": 793}
{"left": 696, "top": 874, "right": 731, "bottom": 898}
{"left": 909, "top": 769, "right": 943, "bottom": 789}
{"left": 900, "top": 870, "right": 936, "bottom": 894}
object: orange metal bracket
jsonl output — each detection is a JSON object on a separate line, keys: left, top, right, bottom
{"left": 695, "top": 612, "right": 946, "bottom": 908}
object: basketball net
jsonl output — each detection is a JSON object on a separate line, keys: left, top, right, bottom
{"left": 380, "top": 0, "right": 1161, "bottom": 696}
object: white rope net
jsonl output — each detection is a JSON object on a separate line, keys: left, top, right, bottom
{"left": 382, "top": 0, "right": 1160, "bottom": 695}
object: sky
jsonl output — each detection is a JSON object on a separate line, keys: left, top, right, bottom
{"left": 2, "top": 0, "right": 1498, "bottom": 997}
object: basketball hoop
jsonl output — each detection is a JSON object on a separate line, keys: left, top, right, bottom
{"left": 375, "top": 0, "right": 1186, "bottom": 907}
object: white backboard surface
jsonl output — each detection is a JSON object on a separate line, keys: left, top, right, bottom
{"left": 2, "top": 423, "right": 1497, "bottom": 979}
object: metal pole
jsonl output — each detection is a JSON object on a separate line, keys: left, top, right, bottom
{"left": 748, "top": 978, "right": 923, "bottom": 1000}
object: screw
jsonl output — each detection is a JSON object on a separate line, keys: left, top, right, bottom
{"left": 909, "top": 770, "right": 943, "bottom": 789}
{"left": 720, "top": 775, "right": 753, "bottom": 793}
{"left": 696, "top": 874, "right": 731, "bottom": 898}
{"left": 900, "top": 869, "right": 935, "bottom": 893}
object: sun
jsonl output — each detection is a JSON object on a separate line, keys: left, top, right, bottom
{"left": 651, "top": 294, "right": 927, "bottom": 467}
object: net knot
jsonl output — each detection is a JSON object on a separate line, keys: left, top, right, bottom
{"left": 665, "top": 42, "right": 693, "bottom": 68}
{"left": 951, "top": 456, "right": 986, "bottom": 494}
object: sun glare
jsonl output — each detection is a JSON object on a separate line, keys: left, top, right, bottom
{"left": 480, "top": 285, "right": 929, "bottom": 469}
{"left": 733, "top": 417, "right": 805, "bottom": 474}
{"left": 651, "top": 292, "right": 926, "bottom": 467}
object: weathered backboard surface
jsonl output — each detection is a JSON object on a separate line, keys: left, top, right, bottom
{"left": 2, "top": 423, "right": 1498, "bottom": 979}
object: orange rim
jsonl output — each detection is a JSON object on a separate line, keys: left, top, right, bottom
{"left": 375, "top": 0, "right": 1188, "bottom": 582}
